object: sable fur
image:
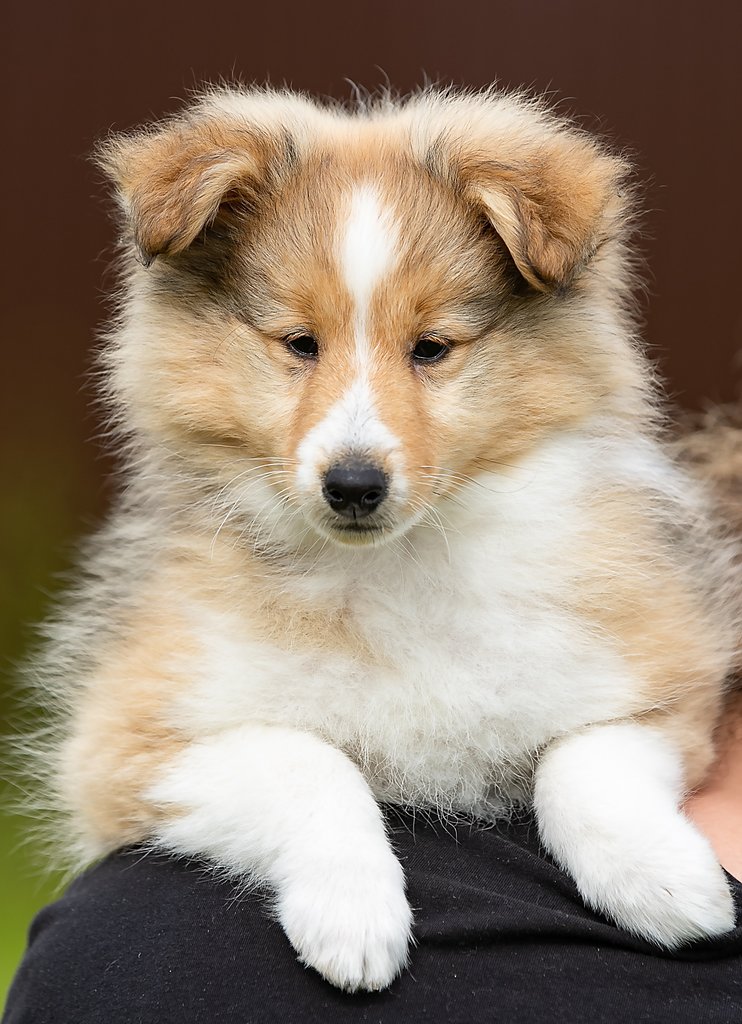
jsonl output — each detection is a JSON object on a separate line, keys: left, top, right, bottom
{"left": 21, "top": 85, "right": 742, "bottom": 991}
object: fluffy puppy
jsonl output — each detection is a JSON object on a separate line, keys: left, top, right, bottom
{"left": 28, "top": 86, "right": 740, "bottom": 991}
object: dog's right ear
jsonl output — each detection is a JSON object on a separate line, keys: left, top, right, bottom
{"left": 96, "top": 117, "right": 295, "bottom": 267}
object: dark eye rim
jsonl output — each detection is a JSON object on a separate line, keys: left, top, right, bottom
{"left": 412, "top": 335, "right": 451, "bottom": 364}
{"left": 284, "top": 331, "right": 319, "bottom": 359}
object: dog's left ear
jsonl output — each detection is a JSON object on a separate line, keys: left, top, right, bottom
{"left": 426, "top": 105, "right": 629, "bottom": 293}
{"left": 465, "top": 138, "right": 628, "bottom": 293}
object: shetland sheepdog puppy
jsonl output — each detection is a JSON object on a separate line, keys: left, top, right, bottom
{"left": 28, "top": 86, "right": 740, "bottom": 991}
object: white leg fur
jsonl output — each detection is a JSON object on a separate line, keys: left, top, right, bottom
{"left": 534, "top": 722, "right": 735, "bottom": 947}
{"left": 148, "top": 726, "right": 413, "bottom": 991}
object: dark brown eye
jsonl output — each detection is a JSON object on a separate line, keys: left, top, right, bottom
{"left": 412, "top": 336, "right": 450, "bottom": 363}
{"left": 285, "top": 333, "right": 319, "bottom": 359}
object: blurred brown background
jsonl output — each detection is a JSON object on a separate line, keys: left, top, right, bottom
{"left": 2, "top": 0, "right": 741, "bottom": 1002}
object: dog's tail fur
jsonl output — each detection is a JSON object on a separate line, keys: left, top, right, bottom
{"left": 674, "top": 404, "right": 742, "bottom": 687}
{"left": 675, "top": 405, "right": 742, "bottom": 539}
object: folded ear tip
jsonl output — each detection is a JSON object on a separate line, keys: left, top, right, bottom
{"left": 518, "top": 264, "right": 574, "bottom": 296}
{"left": 134, "top": 225, "right": 183, "bottom": 265}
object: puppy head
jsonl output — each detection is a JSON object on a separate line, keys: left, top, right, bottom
{"left": 99, "top": 87, "right": 636, "bottom": 551}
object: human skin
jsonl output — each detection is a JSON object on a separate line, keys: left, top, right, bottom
{"left": 686, "top": 690, "right": 742, "bottom": 880}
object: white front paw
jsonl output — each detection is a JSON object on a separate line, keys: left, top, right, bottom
{"left": 277, "top": 848, "right": 413, "bottom": 991}
{"left": 574, "top": 820, "right": 736, "bottom": 948}
{"left": 534, "top": 722, "right": 738, "bottom": 949}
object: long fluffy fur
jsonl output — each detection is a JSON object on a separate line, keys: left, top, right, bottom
{"left": 19, "top": 84, "right": 742, "bottom": 990}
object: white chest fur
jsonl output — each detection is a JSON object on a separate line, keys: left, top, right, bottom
{"left": 171, "top": 431, "right": 671, "bottom": 813}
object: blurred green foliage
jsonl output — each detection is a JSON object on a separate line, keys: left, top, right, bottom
{"left": 0, "top": 440, "right": 102, "bottom": 1007}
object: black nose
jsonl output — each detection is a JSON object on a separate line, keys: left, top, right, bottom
{"left": 323, "top": 461, "right": 388, "bottom": 518}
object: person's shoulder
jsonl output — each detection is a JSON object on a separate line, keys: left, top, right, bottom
{"left": 5, "top": 814, "right": 742, "bottom": 1024}
{"left": 3, "top": 850, "right": 289, "bottom": 1024}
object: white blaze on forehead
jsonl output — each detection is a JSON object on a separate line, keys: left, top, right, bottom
{"left": 295, "top": 186, "right": 405, "bottom": 502}
{"left": 342, "top": 185, "right": 399, "bottom": 335}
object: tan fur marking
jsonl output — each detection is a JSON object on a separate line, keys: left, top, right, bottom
{"left": 573, "top": 488, "right": 734, "bottom": 788}
{"left": 60, "top": 606, "right": 194, "bottom": 853}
